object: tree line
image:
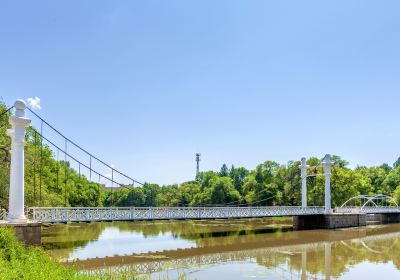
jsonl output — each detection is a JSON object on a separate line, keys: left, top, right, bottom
{"left": 113, "top": 157, "right": 400, "bottom": 208}
{"left": 1, "top": 101, "right": 400, "bottom": 209}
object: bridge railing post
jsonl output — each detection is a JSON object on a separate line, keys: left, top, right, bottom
{"left": 7, "top": 100, "right": 31, "bottom": 223}
{"left": 300, "top": 157, "right": 308, "bottom": 208}
{"left": 323, "top": 154, "right": 332, "bottom": 214}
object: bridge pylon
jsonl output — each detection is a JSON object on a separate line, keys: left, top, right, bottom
{"left": 323, "top": 154, "right": 332, "bottom": 214}
{"left": 7, "top": 100, "right": 31, "bottom": 223}
{"left": 300, "top": 158, "right": 308, "bottom": 208}
{"left": 299, "top": 154, "right": 332, "bottom": 214}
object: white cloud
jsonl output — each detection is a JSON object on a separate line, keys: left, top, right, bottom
{"left": 106, "top": 164, "right": 115, "bottom": 171}
{"left": 26, "top": 97, "right": 42, "bottom": 110}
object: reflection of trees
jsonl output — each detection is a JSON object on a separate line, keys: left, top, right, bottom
{"left": 43, "top": 218, "right": 290, "bottom": 258}
{"left": 43, "top": 220, "right": 400, "bottom": 279}
{"left": 115, "top": 218, "right": 291, "bottom": 238}
{"left": 256, "top": 254, "right": 289, "bottom": 270}
{"left": 264, "top": 236, "right": 400, "bottom": 278}
{"left": 42, "top": 222, "right": 109, "bottom": 251}
{"left": 43, "top": 218, "right": 290, "bottom": 246}
{"left": 75, "top": 233, "right": 400, "bottom": 278}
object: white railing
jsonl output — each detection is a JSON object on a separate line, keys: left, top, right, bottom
{"left": 29, "top": 206, "right": 326, "bottom": 223}
{"left": 0, "top": 209, "right": 7, "bottom": 220}
{"left": 335, "top": 206, "right": 400, "bottom": 214}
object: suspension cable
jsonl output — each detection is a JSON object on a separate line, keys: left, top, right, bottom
{"left": 33, "top": 130, "right": 37, "bottom": 201}
{"left": 33, "top": 128, "right": 129, "bottom": 188}
{"left": 39, "top": 120, "right": 43, "bottom": 204}
{"left": 56, "top": 148, "right": 59, "bottom": 191}
{"left": 26, "top": 107, "right": 143, "bottom": 186}
{"left": 64, "top": 139, "right": 68, "bottom": 207}
{"left": 0, "top": 106, "right": 14, "bottom": 119}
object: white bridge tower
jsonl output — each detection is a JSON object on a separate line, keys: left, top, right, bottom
{"left": 300, "top": 154, "right": 332, "bottom": 214}
{"left": 7, "top": 100, "right": 31, "bottom": 223}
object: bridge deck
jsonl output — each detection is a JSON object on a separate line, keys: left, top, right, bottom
{"left": 336, "top": 206, "right": 400, "bottom": 214}
{"left": 23, "top": 206, "right": 400, "bottom": 223}
{"left": 30, "top": 206, "right": 326, "bottom": 223}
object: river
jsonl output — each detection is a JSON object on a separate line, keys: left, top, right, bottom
{"left": 42, "top": 218, "right": 400, "bottom": 279}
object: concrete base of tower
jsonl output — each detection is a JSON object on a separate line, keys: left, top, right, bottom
{"left": 0, "top": 220, "right": 41, "bottom": 246}
{"left": 293, "top": 214, "right": 366, "bottom": 230}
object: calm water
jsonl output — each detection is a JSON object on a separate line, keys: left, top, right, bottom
{"left": 42, "top": 219, "right": 400, "bottom": 279}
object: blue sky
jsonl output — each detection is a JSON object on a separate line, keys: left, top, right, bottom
{"left": 1, "top": 1, "right": 400, "bottom": 185}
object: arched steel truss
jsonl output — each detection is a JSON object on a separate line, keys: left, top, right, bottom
{"left": 340, "top": 194, "right": 398, "bottom": 210}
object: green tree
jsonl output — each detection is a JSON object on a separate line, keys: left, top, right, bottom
{"left": 128, "top": 187, "right": 146, "bottom": 206}
{"left": 393, "top": 185, "right": 400, "bottom": 205}
{"left": 394, "top": 157, "right": 400, "bottom": 169}
{"left": 197, "top": 171, "right": 219, "bottom": 190}
{"left": 229, "top": 166, "right": 249, "bottom": 194}
{"left": 192, "top": 177, "right": 241, "bottom": 205}
{"left": 143, "top": 183, "right": 160, "bottom": 206}
{"left": 219, "top": 164, "right": 229, "bottom": 177}
{"left": 382, "top": 167, "right": 400, "bottom": 194}
{"left": 379, "top": 163, "right": 392, "bottom": 173}
{"left": 332, "top": 155, "right": 349, "bottom": 168}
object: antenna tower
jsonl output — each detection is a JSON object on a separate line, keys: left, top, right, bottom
{"left": 195, "top": 153, "right": 201, "bottom": 177}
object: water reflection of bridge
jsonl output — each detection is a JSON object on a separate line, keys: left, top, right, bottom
{"left": 71, "top": 225, "right": 400, "bottom": 279}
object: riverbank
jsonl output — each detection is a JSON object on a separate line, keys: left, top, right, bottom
{"left": 0, "top": 228, "right": 138, "bottom": 280}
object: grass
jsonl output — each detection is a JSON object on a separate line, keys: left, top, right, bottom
{"left": 0, "top": 227, "right": 139, "bottom": 280}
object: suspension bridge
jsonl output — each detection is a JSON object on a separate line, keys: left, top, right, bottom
{"left": 2, "top": 99, "right": 400, "bottom": 230}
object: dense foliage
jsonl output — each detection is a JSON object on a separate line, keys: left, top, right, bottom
{"left": 0, "top": 227, "right": 89, "bottom": 280}
{"left": 0, "top": 227, "right": 143, "bottom": 280}
{"left": 1, "top": 101, "right": 400, "bottom": 209}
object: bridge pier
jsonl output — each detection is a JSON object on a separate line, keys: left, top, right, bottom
{"left": 293, "top": 214, "right": 366, "bottom": 230}
{"left": 366, "top": 213, "right": 400, "bottom": 224}
{"left": 0, "top": 221, "right": 41, "bottom": 246}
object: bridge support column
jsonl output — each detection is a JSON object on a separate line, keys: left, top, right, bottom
{"left": 323, "top": 154, "right": 332, "bottom": 214}
{"left": 7, "top": 100, "right": 31, "bottom": 223}
{"left": 300, "top": 158, "right": 308, "bottom": 208}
